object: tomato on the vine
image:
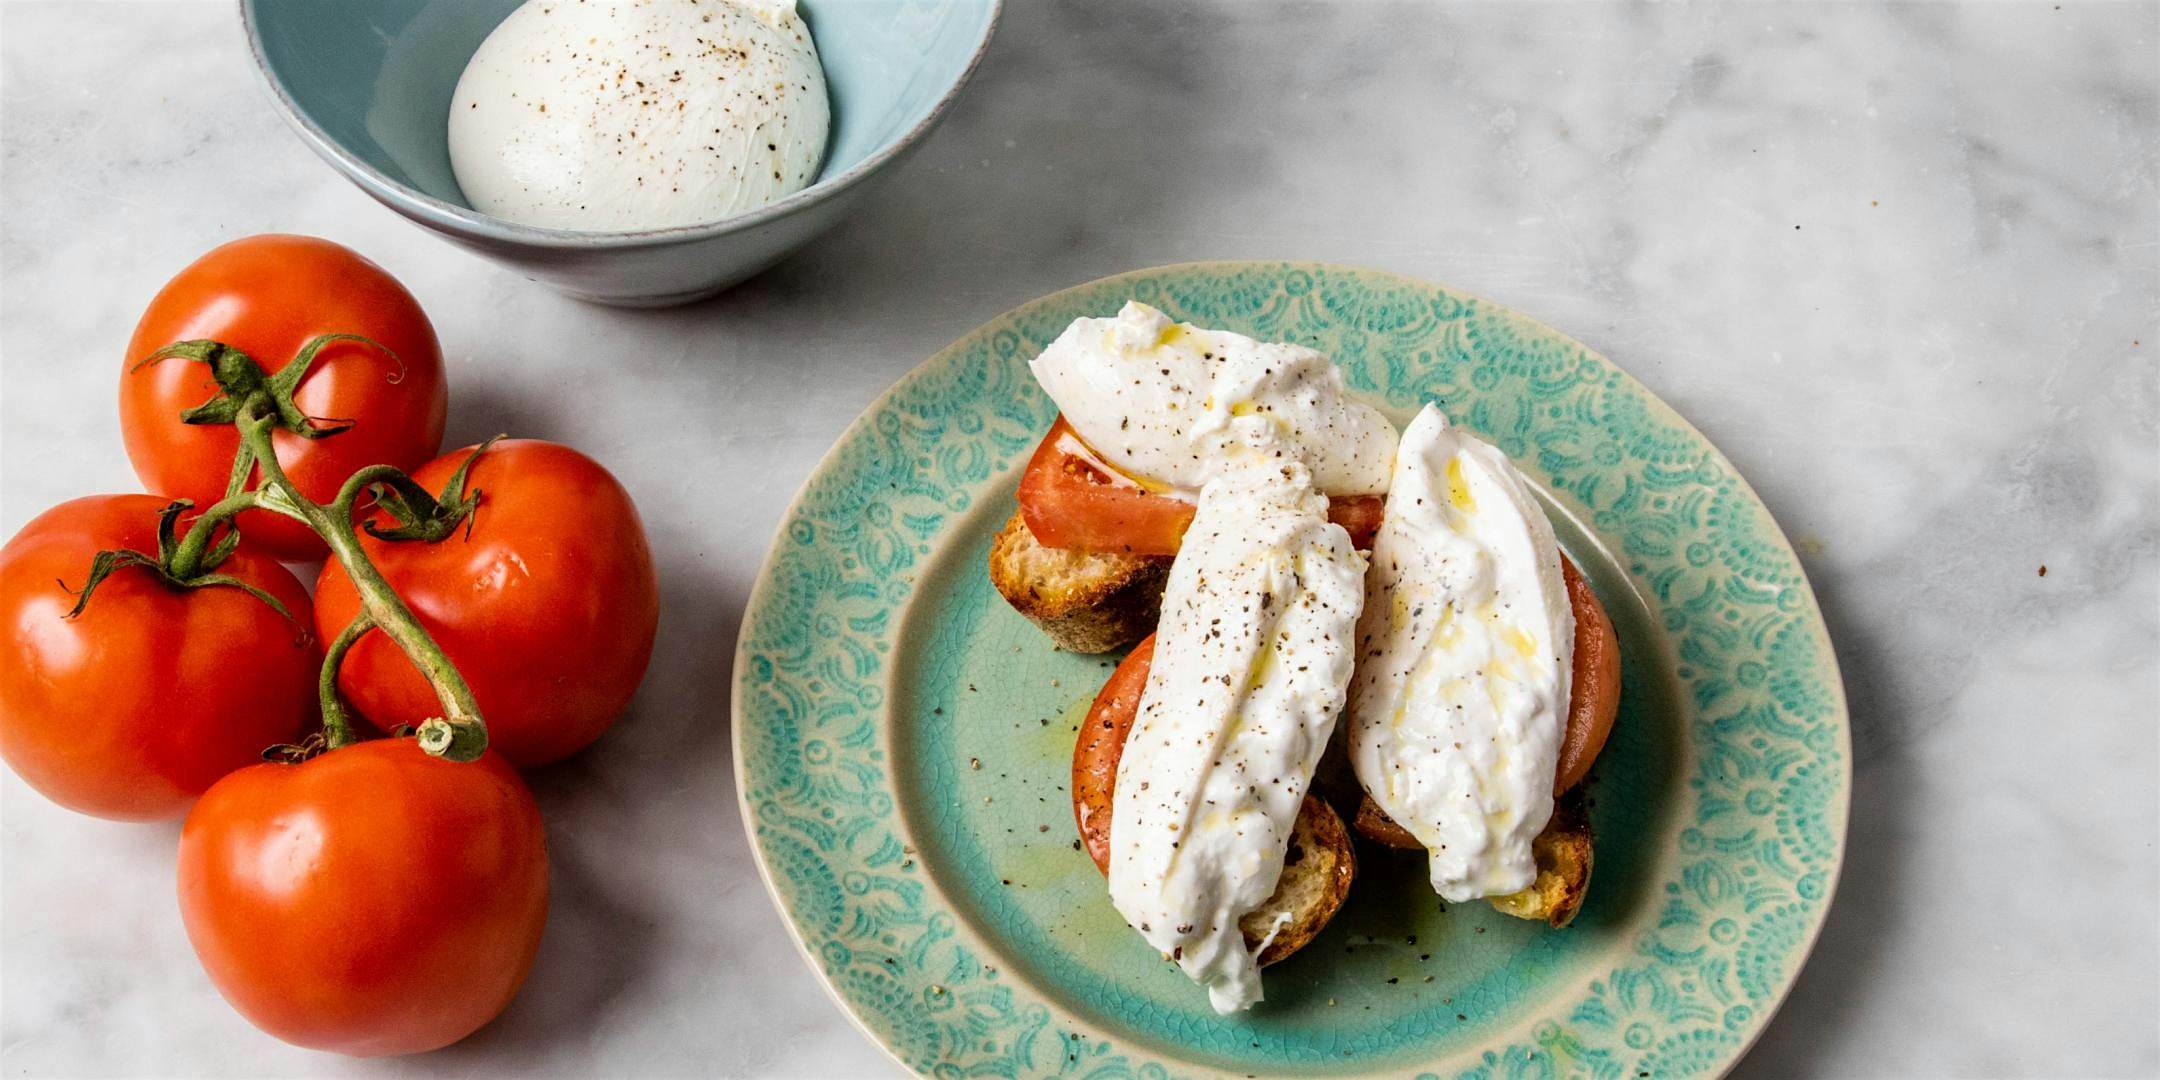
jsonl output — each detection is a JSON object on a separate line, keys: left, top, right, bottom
{"left": 119, "top": 235, "right": 448, "bottom": 562}
{"left": 178, "top": 738, "right": 548, "bottom": 1056}
{"left": 314, "top": 440, "right": 659, "bottom": 768}
{"left": 0, "top": 495, "right": 317, "bottom": 820}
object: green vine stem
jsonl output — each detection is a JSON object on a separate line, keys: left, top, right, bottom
{"left": 164, "top": 491, "right": 266, "bottom": 581}
{"left": 317, "top": 613, "right": 374, "bottom": 748}
{"left": 97, "top": 335, "right": 488, "bottom": 762}
{"left": 196, "top": 404, "right": 488, "bottom": 761}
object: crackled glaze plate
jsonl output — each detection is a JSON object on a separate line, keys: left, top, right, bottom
{"left": 733, "top": 264, "right": 1849, "bottom": 1078}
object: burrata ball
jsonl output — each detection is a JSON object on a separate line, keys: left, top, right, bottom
{"left": 448, "top": 0, "right": 829, "bottom": 231}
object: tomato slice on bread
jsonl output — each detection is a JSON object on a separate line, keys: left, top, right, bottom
{"left": 1072, "top": 634, "right": 1154, "bottom": 871}
{"left": 1017, "top": 416, "right": 1384, "bottom": 555}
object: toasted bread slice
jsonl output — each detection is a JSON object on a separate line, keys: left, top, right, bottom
{"left": 1489, "top": 791, "right": 1593, "bottom": 928}
{"left": 989, "top": 511, "right": 1168, "bottom": 653}
{"left": 1072, "top": 636, "right": 1355, "bottom": 967}
{"left": 1354, "top": 790, "right": 1593, "bottom": 928}
{"left": 1245, "top": 793, "right": 1357, "bottom": 964}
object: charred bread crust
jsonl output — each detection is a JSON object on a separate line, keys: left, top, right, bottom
{"left": 988, "top": 511, "right": 1168, "bottom": 653}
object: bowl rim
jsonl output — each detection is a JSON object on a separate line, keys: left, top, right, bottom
{"left": 238, "top": 0, "right": 1003, "bottom": 250}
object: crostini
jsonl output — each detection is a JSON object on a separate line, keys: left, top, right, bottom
{"left": 987, "top": 300, "right": 1625, "bottom": 1011}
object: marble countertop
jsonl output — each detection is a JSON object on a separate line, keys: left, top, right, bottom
{"left": 3, "top": 2, "right": 2155, "bottom": 1076}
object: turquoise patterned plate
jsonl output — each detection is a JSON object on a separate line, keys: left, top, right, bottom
{"left": 734, "top": 264, "right": 1849, "bottom": 1078}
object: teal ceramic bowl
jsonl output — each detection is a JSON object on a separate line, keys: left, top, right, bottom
{"left": 241, "top": 0, "right": 998, "bottom": 306}
{"left": 736, "top": 264, "right": 1850, "bottom": 1077}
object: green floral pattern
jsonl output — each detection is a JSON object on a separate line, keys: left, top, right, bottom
{"left": 735, "top": 264, "right": 1848, "bottom": 1078}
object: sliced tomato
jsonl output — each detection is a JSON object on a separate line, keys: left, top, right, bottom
{"left": 1017, "top": 418, "right": 1191, "bottom": 556}
{"left": 1072, "top": 634, "right": 1154, "bottom": 874}
{"left": 1329, "top": 493, "right": 1386, "bottom": 550}
{"left": 1016, "top": 416, "right": 1386, "bottom": 555}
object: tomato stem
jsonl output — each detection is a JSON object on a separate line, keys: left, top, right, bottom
{"left": 164, "top": 491, "right": 264, "bottom": 581}
{"left": 226, "top": 402, "right": 489, "bottom": 761}
{"left": 332, "top": 464, "right": 419, "bottom": 517}
{"left": 122, "top": 334, "right": 489, "bottom": 763}
{"left": 317, "top": 613, "right": 374, "bottom": 749}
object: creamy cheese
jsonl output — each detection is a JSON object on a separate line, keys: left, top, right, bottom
{"left": 1029, "top": 302, "right": 1398, "bottom": 498}
{"left": 1346, "top": 405, "right": 1574, "bottom": 903}
{"left": 448, "top": 0, "right": 829, "bottom": 231}
{"left": 1107, "top": 448, "right": 1366, "bottom": 1014}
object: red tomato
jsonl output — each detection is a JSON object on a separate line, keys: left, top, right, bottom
{"left": 1072, "top": 634, "right": 1154, "bottom": 873}
{"left": 1553, "top": 555, "right": 1623, "bottom": 795}
{"left": 313, "top": 440, "right": 658, "bottom": 768}
{"left": 1328, "top": 494, "right": 1386, "bottom": 551}
{"left": 1016, "top": 416, "right": 1386, "bottom": 555}
{"left": 177, "top": 739, "right": 548, "bottom": 1056}
{"left": 0, "top": 495, "right": 316, "bottom": 820}
{"left": 120, "top": 235, "right": 448, "bottom": 561}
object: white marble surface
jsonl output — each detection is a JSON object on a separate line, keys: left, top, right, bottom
{"left": 3, "top": 2, "right": 2156, "bottom": 1076}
